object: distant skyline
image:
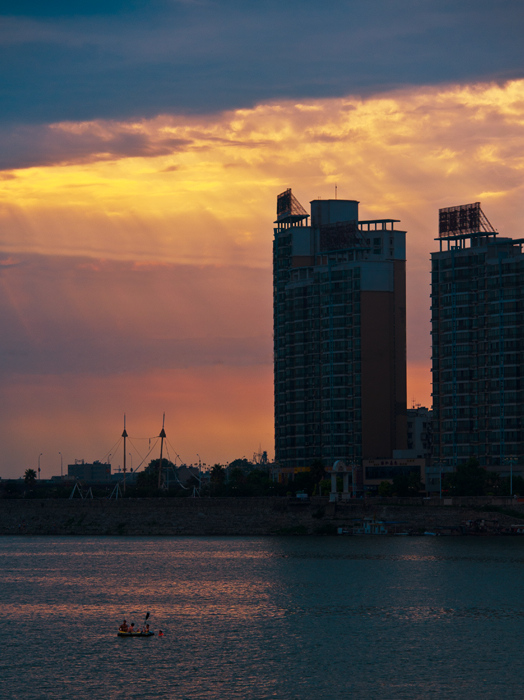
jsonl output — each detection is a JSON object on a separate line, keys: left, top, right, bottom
{"left": 1, "top": 2, "right": 523, "bottom": 478}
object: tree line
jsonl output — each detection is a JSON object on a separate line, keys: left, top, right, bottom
{"left": 6, "top": 457, "right": 521, "bottom": 499}
{"left": 378, "top": 459, "right": 523, "bottom": 498}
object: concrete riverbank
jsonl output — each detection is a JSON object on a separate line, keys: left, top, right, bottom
{"left": 2, "top": 497, "right": 524, "bottom": 536}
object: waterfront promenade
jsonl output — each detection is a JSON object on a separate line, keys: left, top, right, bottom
{"left": 2, "top": 496, "right": 524, "bottom": 536}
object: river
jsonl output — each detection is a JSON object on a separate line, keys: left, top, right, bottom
{"left": 1, "top": 535, "right": 523, "bottom": 699}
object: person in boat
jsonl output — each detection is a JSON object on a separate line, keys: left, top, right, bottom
{"left": 144, "top": 624, "right": 150, "bottom": 634}
{"left": 119, "top": 619, "right": 128, "bottom": 632}
{"left": 158, "top": 630, "right": 163, "bottom": 637}
{"left": 129, "top": 623, "right": 136, "bottom": 634}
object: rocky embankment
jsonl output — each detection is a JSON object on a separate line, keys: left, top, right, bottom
{"left": 2, "top": 496, "right": 524, "bottom": 536}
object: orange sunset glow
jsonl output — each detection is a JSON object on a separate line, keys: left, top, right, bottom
{"left": 1, "top": 79, "right": 524, "bottom": 477}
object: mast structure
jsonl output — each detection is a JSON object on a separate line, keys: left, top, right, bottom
{"left": 157, "top": 413, "right": 167, "bottom": 490}
{"left": 122, "top": 414, "right": 128, "bottom": 494}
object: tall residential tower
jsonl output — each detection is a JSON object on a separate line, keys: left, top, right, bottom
{"left": 431, "top": 202, "right": 524, "bottom": 469}
{"left": 273, "top": 189, "right": 407, "bottom": 470}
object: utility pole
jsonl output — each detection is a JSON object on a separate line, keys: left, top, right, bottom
{"left": 122, "top": 415, "right": 128, "bottom": 495}
{"left": 157, "top": 414, "right": 166, "bottom": 490}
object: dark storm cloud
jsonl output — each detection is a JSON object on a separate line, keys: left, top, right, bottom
{"left": 1, "top": 0, "right": 522, "bottom": 128}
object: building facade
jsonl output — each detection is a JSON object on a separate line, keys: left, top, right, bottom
{"left": 431, "top": 202, "right": 524, "bottom": 469}
{"left": 273, "top": 189, "right": 407, "bottom": 470}
{"left": 406, "top": 406, "right": 432, "bottom": 459}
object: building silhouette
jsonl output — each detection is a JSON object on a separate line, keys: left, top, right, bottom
{"left": 431, "top": 202, "right": 524, "bottom": 469}
{"left": 67, "top": 460, "right": 111, "bottom": 482}
{"left": 273, "top": 189, "right": 407, "bottom": 470}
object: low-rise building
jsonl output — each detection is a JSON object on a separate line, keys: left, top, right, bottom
{"left": 363, "top": 457, "right": 425, "bottom": 495}
{"left": 67, "top": 460, "right": 111, "bottom": 483}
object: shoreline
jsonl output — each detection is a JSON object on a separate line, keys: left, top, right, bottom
{"left": 2, "top": 496, "right": 524, "bottom": 536}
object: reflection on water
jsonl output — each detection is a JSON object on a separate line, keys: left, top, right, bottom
{"left": 1, "top": 536, "right": 524, "bottom": 699}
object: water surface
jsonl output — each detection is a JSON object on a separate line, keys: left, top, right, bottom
{"left": 1, "top": 536, "right": 523, "bottom": 699}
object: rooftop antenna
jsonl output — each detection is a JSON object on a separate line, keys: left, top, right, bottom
{"left": 157, "top": 413, "right": 167, "bottom": 490}
{"left": 122, "top": 414, "right": 128, "bottom": 494}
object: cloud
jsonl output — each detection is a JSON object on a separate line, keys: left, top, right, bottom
{"left": 1, "top": 80, "right": 523, "bottom": 380}
{"left": 0, "top": 254, "right": 272, "bottom": 377}
{"left": 1, "top": 80, "right": 523, "bottom": 271}
{"left": 0, "top": 121, "right": 190, "bottom": 170}
{"left": 0, "top": 2, "right": 522, "bottom": 125}
{"left": 0, "top": 255, "right": 22, "bottom": 267}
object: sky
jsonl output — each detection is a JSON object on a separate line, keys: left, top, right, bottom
{"left": 1, "top": 1, "right": 523, "bottom": 478}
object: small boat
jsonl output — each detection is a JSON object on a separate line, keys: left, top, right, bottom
{"left": 118, "top": 611, "right": 153, "bottom": 637}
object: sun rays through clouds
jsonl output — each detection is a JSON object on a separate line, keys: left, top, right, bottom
{"left": 1, "top": 79, "right": 523, "bottom": 475}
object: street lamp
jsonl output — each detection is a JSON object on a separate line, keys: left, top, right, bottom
{"left": 38, "top": 453, "right": 43, "bottom": 480}
{"left": 59, "top": 451, "right": 63, "bottom": 478}
{"left": 195, "top": 454, "right": 202, "bottom": 496}
{"left": 129, "top": 453, "right": 133, "bottom": 471}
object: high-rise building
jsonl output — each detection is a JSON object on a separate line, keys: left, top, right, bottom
{"left": 431, "top": 202, "right": 524, "bottom": 469}
{"left": 273, "top": 189, "right": 407, "bottom": 470}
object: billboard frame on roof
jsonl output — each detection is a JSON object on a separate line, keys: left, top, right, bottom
{"left": 439, "top": 202, "right": 481, "bottom": 238}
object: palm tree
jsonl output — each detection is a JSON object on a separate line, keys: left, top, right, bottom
{"left": 24, "top": 468, "right": 37, "bottom": 485}
{"left": 210, "top": 463, "right": 225, "bottom": 485}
